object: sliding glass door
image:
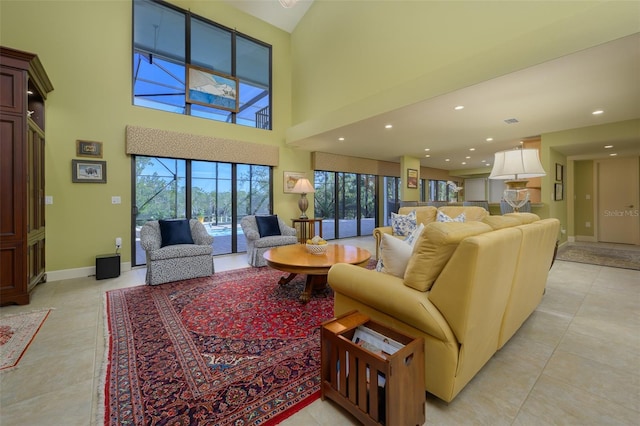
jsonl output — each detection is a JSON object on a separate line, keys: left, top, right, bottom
{"left": 314, "top": 171, "right": 378, "bottom": 240}
{"left": 132, "top": 156, "right": 271, "bottom": 266}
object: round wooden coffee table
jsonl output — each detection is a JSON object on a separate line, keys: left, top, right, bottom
{"left": 263, "top": 244, "right": 371, "bottom": 303}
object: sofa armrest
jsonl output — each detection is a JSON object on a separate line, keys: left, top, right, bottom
{"left": 328, "top": 263, "right": 455, "bottom": 342}
{"left": 372, "top": 226, "right": 394, "bottom": 259}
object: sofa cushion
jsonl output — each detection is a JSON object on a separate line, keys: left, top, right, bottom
{"left": 437, "top": 210, "right": 465, "bottom": 222}
{"left": 404, "top": 221, "right": 493, "bottom": 292}
{"left": 439, "top": 206, "right": 489, "bottom": 222}
{"left": 391, "top": 210, "right": 417, "bottom": 236}
{"left": 398, "top": 206, "right": 437, "bottom": 227}
{"left": 255, "top": 215, "right": 282, "bottom": 237}
{"left": 159, "top": 219, "right": 194, "bottom": 247}
{"left": 482, "top": 215, "right": 521, "bottom": 230}
{"left": 504, "top": 212, "right": 540, "bottom": 224}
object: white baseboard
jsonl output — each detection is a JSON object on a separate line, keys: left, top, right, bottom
{"left": 46, "top": 262, "right": 132, "bottom": 282}
{"left": 575, "top": 235, "right": 598, "bottom": 242}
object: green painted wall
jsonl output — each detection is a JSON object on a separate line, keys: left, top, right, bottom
{"left": 0, "top": 0, "right": 301, "bottom": 271}
{"left": 574, "top": 161, "right": 595, "bottom": 237}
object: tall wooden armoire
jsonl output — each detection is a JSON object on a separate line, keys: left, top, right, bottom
{"left": 1, "top": 47, "right": 53, "bottom": 305}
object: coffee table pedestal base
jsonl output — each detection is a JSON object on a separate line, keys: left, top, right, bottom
{"left": 278, "top": 273, "right": 327, "bottom": 303}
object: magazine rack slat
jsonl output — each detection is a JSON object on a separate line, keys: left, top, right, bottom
{"left": 321, "top": 311, "right": 425, "bottom": 426}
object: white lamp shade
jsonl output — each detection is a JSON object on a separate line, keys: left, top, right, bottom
{"left": 291, "top": 178, "right": 315, "bottom": 194}
{"left": 489, "top": 149, "right": 546, "bottom": 180}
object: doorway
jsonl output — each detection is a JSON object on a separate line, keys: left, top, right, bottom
{"left": 596, "top": 157, "right": 640, "bottom": 245}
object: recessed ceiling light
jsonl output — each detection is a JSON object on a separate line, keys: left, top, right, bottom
{"left": 481, "top": 159, "right": 486, "bottom": 163}
{"left": 385, "top": 124, "right": 393, "bottom": 129}
{"left": 604, "top": 145, "right": 613, "bottom": 149}
{"left": 469, "top": 148, "right": 475, "bottom": 151}
{"left": 486, "top": 137, "right": 493, "bottom": 142}
{"left": 461, "top": 161, "right": 467, "bottom": 165}
{"left": 338, "top": 137, "right": 345, "bottom": 141}
{"left": 592, "top": 110, "right": 604, "bottom": 115}
{"left": 465, "top": 156, "right": 471, "bottom": 159}
{"left": 424, "top": 148, "right": 430, "bottom": 151}
{"left": 454, "top": 105, "right": 464, "bottom": 110}
{"left": 610, "top": 153, "right": 618, "bottom": 156}
{"left": 425, "top": 154, "right": 431, "bottom": 158}
{"left": 445, "top": 159, "right": 450, "bottom": 162}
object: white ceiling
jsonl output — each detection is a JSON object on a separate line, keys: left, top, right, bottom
{"left": 222, "top": 0, "right": 314, "bottom": 33}
{"left": 225, "top": 1, "right": 640, "bottom": 173}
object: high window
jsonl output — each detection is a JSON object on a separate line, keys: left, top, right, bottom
{"left": 133, "top": 156, "right": 271, "bottom": 266}
{"left": 133, "top": 0, "right": 272, "bottom": 129}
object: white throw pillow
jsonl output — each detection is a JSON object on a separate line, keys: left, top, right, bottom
{"left": 437, "top": 210, "right": 465, "bottom": 223}
{"left": 377, "top": 233, "right": 413, "bottom": 278}
{"left": 391, "top": 210, "right": 417, "bottom": 236}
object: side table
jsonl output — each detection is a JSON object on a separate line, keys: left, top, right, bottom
{"left": 291, "top": 218, "right": 323, "bottom": 244}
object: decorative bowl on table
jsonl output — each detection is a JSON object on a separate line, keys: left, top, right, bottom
{"left": 305, "top": 236, "right": 328, "bottom": 255}
{"left": 306, "top": 243, "right": 328, "bottom": 255}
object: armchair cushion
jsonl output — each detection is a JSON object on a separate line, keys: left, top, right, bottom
{"left": 159, "top": 219, "right": 194, "bottom": 247}
{"left": 255, "top": 215, "right": 282, "bottom": 237}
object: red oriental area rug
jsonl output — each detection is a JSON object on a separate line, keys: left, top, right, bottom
{"left": 102, "top": 266, "right": 336, "bottom": 425}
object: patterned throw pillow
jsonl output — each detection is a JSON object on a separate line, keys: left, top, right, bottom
{"left": 436, "top": 210, "right": 465, "bottom": 223}
{"left": 404, "top": 222, "right": 425, "bottom": 247}
{"left": 391, "top": 210, "right": 417, "bottom": 236}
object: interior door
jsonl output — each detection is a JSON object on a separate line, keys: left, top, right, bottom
{"left": 597, "top": 157, "right": 640, "bottom": 244}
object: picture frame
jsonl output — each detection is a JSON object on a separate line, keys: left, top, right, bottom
{"left": 407, "top": 168, "right": 418, "bottom": 189}
{"left": 76, "top": 140, "right": 103, "bottom": 158}
{"left": 283, "top": 171, "right": 306, "bottom": 193}
{"left": 186, "top": 65, "right": 239, "bottom": 112}
{"left": 554, "top": 183, "right": 563, "bottom": 201}
{"left": 72, "top": 159, "right": 107, "bottom": 183}
{"left": 555, "top": 163, "right": 563, "bottom": 182}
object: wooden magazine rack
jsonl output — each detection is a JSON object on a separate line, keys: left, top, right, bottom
{"left": 321, "top": 311, "right": 425, "bottom": 426}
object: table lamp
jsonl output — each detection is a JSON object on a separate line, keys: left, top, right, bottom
{"left": 489, "top": 148, "right": 546, "bottom": 212}
{"left": 291, "top": 178, "right": 315, "bottom": 219}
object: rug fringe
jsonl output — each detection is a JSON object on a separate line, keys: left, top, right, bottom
{"left": 263, "top": 391, "right": 321, "bottom": 426}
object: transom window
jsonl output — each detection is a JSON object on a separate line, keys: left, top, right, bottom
{"left": 132, "top": 0, "right": 272, "bottom": 129}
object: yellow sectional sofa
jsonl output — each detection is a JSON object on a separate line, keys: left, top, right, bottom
{"left": 372, "top": 205, "right": 489, "bottom": 259}
{"left": 328, "top": 213, "right": 559, "bottom": 402}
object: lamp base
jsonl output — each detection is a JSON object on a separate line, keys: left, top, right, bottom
{"left": 298, "top": 193, "right": 309, "bottom": 219}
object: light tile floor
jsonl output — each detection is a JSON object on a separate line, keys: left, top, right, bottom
{"left": 1, "top": 237, "right": 638, "bottom": 425}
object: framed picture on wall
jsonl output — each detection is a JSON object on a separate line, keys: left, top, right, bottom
{"left": 554, "top": 183, "right": 563, "bottom": 201}
{"left": 76, "top": 140, "right": 103, "bottom": 158}
{"left": 186, "top": 65, "right": 239, "bottom": 112}
{"left": 556, "top": 163, "right": 563, "bottom": 182}
{"left": 72, "top": 160, "right": 107, "bottom": 183}
{"left": 407, "top": 168, "right": 418, "bottom": 189}
{"left": 283, "top": 171, "right": 305, "bottom": 193}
